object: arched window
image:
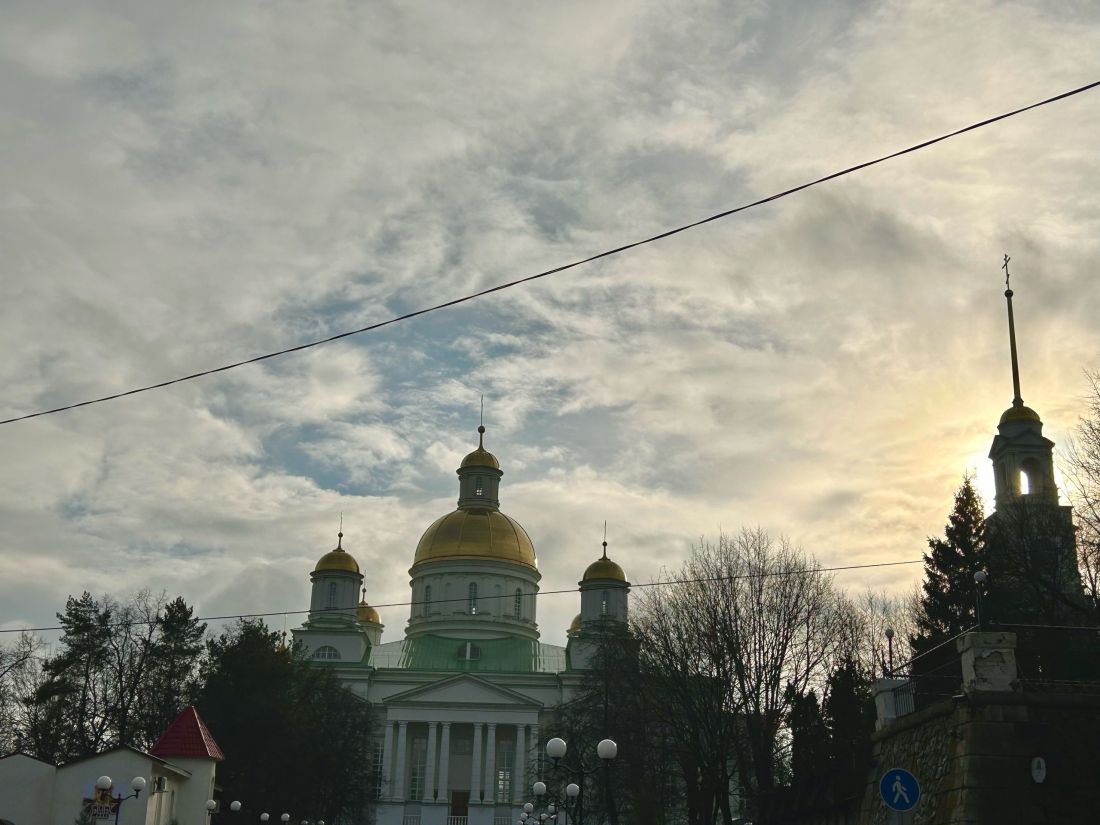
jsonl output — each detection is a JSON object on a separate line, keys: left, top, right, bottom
{"left": 475, "top": 477, "right": 484, "bottom": 496}
{"left": 326, "top": 582, "right": 338, "bottom": 609}
{"left": 514, "top": 588, "right": 523, "bottom": 618}
{"left": 1019, "top": 470, "right": 1031, "bottom": 495}
{"left": 313, "top": 645, "right": 341, "bottom": 660}
{"left": 601, "top": 591, "right": 609, "bottom": 616}
{"left": 424, "top": 585, "right": 432, "bottom": 617}
{"left": 469, "top": 582, "right": 478, "bottom": 614}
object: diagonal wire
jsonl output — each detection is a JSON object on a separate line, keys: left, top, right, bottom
{"left": 2, "top": 80, "right": 1098, "bottom": 426}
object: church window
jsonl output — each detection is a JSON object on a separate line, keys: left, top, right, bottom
{"left": 601, "top": 591, "right": 609, "bottom": 616}
{"left": 313, "top": 645, "right": 341, "bottom": 660}
{"left": 409, "top": 737, "right": 428, "bottom": 801}
{"left": 372, "top": 739, "right": 385, "bottom": 799}
{"left": 1020, "top": 469, "right": 1031, "bottom": 495}
{"left": 496, "top": 748, "right": 514, "bottom": 802}
{"left": 424, "top": 585, "right": 432, "bottom": 616}
{"left": 475, "top": 477, "right": 484, "bottom": 496}
{"left": 469, "top": 582, "right": 478, "bottom": 614}
{"left": 514, "top": 588, "right": 523, "bottom": 618}
{"left": 326, "top": 582, "right": 338, "bottom": 609}
{"left": 457, "top": 641, "right": 482, "bottom": 661}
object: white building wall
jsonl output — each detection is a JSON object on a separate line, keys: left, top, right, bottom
{"left": 0, "top": 753, "right": 55, "bottom": 825}
{"left": 165, "top": 757, "right": 217, "bottom": 825}
{"left": 53, "top": 750, "right": 155, "bottom": 825}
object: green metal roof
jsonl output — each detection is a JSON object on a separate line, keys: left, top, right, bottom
{"left": 369, "top": 635, "right": 567, "bottom": 673}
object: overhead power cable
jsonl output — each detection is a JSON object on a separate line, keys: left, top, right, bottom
{"left": 0, "top": 557, "right": 922, "bottom": 634}
{"left": 3, "top": 79, "right": 1098, "bottom": 427}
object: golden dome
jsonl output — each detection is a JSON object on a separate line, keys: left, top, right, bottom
{"left": 999, "top": 404, "right": 1041, "bottom": 425}
{"left": 460, "top": 425, "right": 501, "bottom": 469}
{"left": 314, "top": 533, "right": 360, "bottom": 574}
{"left": 461, "top": 447, "right": 500, "bottom": 469}
{"left": 358, "top": 600, "right": 380, "bottom": 624}
{"left": 414, "top": 509, "right": 536, "bottom": 568}
{"left": 569, "top": 613, "right": 582, "bottom": 633}
{"left": 583, "top": 557, "right": 626, "bottom": 582}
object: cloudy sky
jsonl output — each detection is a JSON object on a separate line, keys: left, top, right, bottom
{"left": 2, "top": 1, "right": 1099, "bottom": 647}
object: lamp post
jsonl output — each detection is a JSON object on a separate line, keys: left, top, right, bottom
{"left": 260, "top": 815, "right": 270, "bottom": 823}
{"left": 884, "top": 626, "right": 895, "bottom": 677}
{"left": 94, "top": 776, "right": 147, "bottom": 825}
{"left": 532, "top": 736, "right": 618, "bottom": 825}
{"left": 974, "top": 570, "right": 989, "bottom": 630}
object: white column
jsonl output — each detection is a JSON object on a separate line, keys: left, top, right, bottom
{"left": 438, "top": 722, "right": 452, "bottom": 805}
{"left": 381, "top": 721, "right": 395, "bottom": 800}
{"left": 483, "top": 722, "right": 498, "bottom": 805}
{"left": 470, "top": 722, "right": 483, "bottom": 803}
{"left": 424, "top": 722, "right": 439, "bottom": 802}
{"left": 394, "top": 720, "right": 409, "bottom": 801}
{"left": 512, "top": 725, "right": 526, "bottom": 803}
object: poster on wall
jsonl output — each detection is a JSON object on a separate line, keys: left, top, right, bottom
{"left": 82, "top": 782, "right": 118, "bottom": 822}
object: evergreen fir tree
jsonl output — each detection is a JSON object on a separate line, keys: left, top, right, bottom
{"left": 912, "top": 475, "right": 987, "bottom": 653}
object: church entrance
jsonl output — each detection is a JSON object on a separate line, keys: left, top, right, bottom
{"left": 450, "top": 791, "right": 470, "bottom": 818}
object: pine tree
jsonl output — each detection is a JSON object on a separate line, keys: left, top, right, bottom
{"left": 912, "top": 475, "right": 987, "bottom": 653}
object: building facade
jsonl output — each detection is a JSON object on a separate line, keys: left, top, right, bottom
{"left": 292, "top": 426, "right": 629, "bottom": 825}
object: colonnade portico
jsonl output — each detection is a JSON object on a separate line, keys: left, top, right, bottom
{"left": 376, "top": 711, "right": 542, "bottom": 825}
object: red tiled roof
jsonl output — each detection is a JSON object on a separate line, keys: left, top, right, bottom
{"left": 150, "top": 706, "right": 225, "bottom": 761}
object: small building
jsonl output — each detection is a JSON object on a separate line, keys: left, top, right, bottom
{"left": 0, "top": 706, "right": 224, "bottom": 825}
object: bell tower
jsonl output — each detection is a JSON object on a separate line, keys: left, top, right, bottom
{"left": 984, "top": 256, "right": 1082, "bottom": 619}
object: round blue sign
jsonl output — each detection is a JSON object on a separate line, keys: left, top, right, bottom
{"left": 879, "top": 768, "right": 920, "bottom": 811}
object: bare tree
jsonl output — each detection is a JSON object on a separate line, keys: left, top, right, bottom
{"left": 631, "top": 528, "right": 848, "bottom": 818}
{"left": 1063, "top": 369, "right": 1100, "bottom": 613}
{"left": 0, "top": 632, "right": 42, "bottom": 754}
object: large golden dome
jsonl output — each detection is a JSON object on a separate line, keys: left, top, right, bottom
{"left": 414, "top": 509, "right": 537, "bottom": 568}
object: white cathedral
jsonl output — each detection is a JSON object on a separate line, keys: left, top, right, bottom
{"left": 292, "top": 425, "right": 629, "bottom": 825}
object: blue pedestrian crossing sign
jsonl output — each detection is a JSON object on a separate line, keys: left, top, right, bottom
{"left": 879, "top": 768, "right": 920, "bottom": 811}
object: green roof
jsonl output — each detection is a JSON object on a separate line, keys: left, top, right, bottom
{"left": 369, "top": 635, "right": 567, "bottom": 673}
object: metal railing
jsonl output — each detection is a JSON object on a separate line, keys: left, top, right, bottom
{"left": 893, "top": 680, "right": 916, "bottom": 717}
{"left": 403, "top": 816, "right": 422, "bottom": 825}
{"left": 446, "top": 817, "right": 468, "bottom": 825}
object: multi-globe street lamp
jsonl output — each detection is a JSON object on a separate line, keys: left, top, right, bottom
{"left": 530, "top": 737, "right": 618, "bottom": 825}
{"left": 94, "top": 775, "right": 147, "bottom": 825}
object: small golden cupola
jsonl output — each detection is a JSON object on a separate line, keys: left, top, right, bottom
{"left": 988, "top": 257, "right": 1059, "bottom": 509}
{"left": 578, "top": 536, "right": 630, "bottom": 627}
{"left": 314, "top": 531, "right": 361, "bottom": 574}
{"left": 307, "top": 530, "right": 364, "bottom": 629}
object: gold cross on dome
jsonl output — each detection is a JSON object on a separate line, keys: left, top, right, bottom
{"left": 1002, "top": 253, "right": 1011, "bottom": 289}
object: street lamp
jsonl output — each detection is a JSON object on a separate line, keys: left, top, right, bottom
{"left": 974, "top": 570, "right": 989, "bottom": 630}
{"left": 260, "top": 815, "right": 270, "bottom": 823}
{"left": 95, "top": 776, "right": 147, "bottom": 825}
{"left": 280, "top": 815, "right": 290, "bottom": 824}
{"left": 532, "top": 737, "right": 619, "bottom": 825}
{"left": 885, "top": 627, "right": 895, "bottom": 677}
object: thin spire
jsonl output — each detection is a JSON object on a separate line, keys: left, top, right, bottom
{"left": 361, "top": 586, "right": 366, "bottom": 602}
{"left": 478, "top": 395, "right": 486, "bottom": 448}
{"left": 1002, "top": 254, "right": 1023, "bottom": 406}
{"left": 602, "top": 520, "right": 608, "bottom": 559}
{"left": 337, "top": 513, "right": 344, "bottom": 550}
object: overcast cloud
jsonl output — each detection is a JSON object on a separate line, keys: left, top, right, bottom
{"left": 2, "top": 0, "right": 1099, "bottom": 645}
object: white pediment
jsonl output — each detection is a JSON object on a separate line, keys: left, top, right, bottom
{"left": 384, "top": 674, "right": 542, "bottom": 709}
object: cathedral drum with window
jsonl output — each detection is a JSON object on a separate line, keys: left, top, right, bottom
{"left": 292, "top": 426, "right": 630, "bottom": 825}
